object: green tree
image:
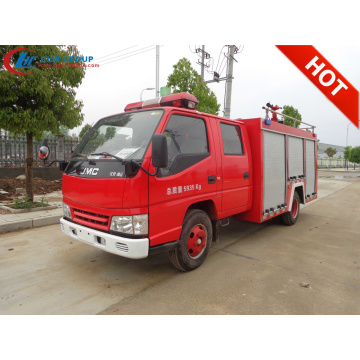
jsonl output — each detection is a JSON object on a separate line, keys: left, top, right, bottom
{"left": 167, "top": 58, "right": 220, "bottom": 115}
{"left": 325, "top": 147, "right": 337, "bottom": 158}
{"left": 344, "top": 146, "right": 352, "bottom": 170}
{"left": 0, "top": 45, "right": 85, "bottom": 201}
{"left": 281, "top": 105, "right": 302, "bottom": 128}
{"left": 59, "top": 125, "right": 70, "bottom": 137}
{"left": 79, "top": 124, "right": 92, "bottom": 140}
{"left": 105, "top": 126, "right": 116, "bottom": 140}
{"left": 349, "top": 146, "right": 360, "bottom": 170}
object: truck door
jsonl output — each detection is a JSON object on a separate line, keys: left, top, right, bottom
{"left": 217, "top": 121, "right": 251, "bottom": 214}
{"left": 148, "top": 112, "right": 219, "bottom": 246}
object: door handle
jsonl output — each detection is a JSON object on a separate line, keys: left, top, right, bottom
{"left": 243, "top": 172, "right": 249, "bottom": 180}
{"left": 208, "top": 175, "right": 216, "bottom": 184}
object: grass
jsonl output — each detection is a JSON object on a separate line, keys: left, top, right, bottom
{"left": 10, "top": 195, "right": 49, "bottom": 209}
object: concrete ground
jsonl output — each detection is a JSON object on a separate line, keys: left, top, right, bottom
{"left": 0, "top": 173, "right": 359, "bottom": 314}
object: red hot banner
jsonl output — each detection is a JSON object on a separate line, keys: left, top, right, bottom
{"left": 276, "top": 45, "right": 359, "bottom": 129}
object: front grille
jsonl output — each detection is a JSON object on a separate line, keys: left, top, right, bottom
{"left": 73, "top": 208, "right": 110, "bottom": 231}
{"left": 115, "top": 242, "right": 129, "bottom": 253}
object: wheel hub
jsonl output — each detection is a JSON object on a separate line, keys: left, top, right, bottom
{"left": 187, "top": 225, "right": 207, "bottom": 258}
{"left": 291, "top": 198, "right": 298, "bottom": 218}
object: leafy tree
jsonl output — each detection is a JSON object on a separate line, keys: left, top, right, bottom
{"left": 82, "top": 130, "right": 106, "bottom": 154}
{"left": 281, "top": 105, "right": 301, "bottom": 128}
{"left": 59, "top": 125, "right": 70, "bottom": 137}
{"left": 167, "top": 58, "right": 220, "bottom": 115}
{"left": 105, "top": 126, "right": 116, "bottom": 140}
{"left": 79, "top": 124, "right": 92, "bottom": 139}
{"left": 349, "top": 146, "right": 360, "bottom": 170}
{"left": 42, "top": 125, "right": 71, "bottom": 139}
{"left": 324, "top": 147, "right": 337, "bottom": 158}
{"left": 344, "top": 146, "right": 352, "bottom": 170}
{"left": 0, "top": 45, "right": 85, "bottom": 201}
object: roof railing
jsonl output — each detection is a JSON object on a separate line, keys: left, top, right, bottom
{"left": 262, "top": 106, "right": 316, "bottom": 133}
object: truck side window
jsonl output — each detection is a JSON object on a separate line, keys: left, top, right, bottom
{"left": 159, "top": 114, "right": 210, "bottom": 177}
{"left": 220, "top": 123, "right": 244, "bottom": 155}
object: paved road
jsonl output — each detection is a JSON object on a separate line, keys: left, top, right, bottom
{"left": 1, "top": 177, "right": 359, "bottom": 314}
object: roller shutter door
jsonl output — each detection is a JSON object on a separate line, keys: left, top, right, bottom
{"left": 263, "top": 131, "right": 286, "bottom": 212}
{"left": 306, "top": 140, "right": 316, "bottom": 196}
{"left": 288, "top": 136, "right": 304, "bottom": 178}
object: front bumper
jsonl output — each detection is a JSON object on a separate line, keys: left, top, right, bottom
{"left": 60, "top": 217, "right": 149, "bottom": 259}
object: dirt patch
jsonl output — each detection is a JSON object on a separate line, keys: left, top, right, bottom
{"left": 0, "top": 177, "right": 62, "bottom": 202}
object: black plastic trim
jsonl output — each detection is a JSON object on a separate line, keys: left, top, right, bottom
{"left": 158, "top": 153, "right": 210, "bottom": 177}
{"left": 109, "top": 230, "right": 147, "bottom": 239}
{"left": 148, "top": 241, "right": 180, "bottom": 255}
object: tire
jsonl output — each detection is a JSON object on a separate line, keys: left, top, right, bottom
{"left": 168, "top": 209, "right": 212, "bottom": 272}
{"left": 282, "top": 191, "right": 300, "bottom": 226}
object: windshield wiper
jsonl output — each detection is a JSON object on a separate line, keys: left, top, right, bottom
{"left": 90, "top": 152, "right": 158, "bottom": 176}
{"left": 72, "top": 153, "right": 87, "bottom": 159}
{"left": 71, "top": 153, "right": 96, "bottom": 165}
{"left": 90, "top": 152, "right": 126, "bottom": 164}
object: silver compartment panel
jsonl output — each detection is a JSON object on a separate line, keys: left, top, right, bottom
{"left": 288, "top": 136, "right": 304, "bottom": 178}
{"left": 263, "top": 131, "right": 286, "bottom": 212}
{"left": 306, "top": 140, "right": 316, "bottom": 196}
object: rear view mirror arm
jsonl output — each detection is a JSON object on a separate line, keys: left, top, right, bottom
{"left": 130, "top": 160, "right": 158, "bottom": 176}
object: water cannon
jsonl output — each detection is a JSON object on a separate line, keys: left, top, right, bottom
{"left": 266, "top": 102, "right": 283, "bottom": 123}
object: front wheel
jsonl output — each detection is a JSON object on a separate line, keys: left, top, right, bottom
{"left": 168, "top": 209, "right": 212, "bottom": 271}
{"left": 281, "top": 191, "right": 300, "bottom": 226}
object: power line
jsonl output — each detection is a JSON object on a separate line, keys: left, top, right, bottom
{"left": 217, "top": 50, "right": 228, "bottom": 76}
{"left": 98, "top": 45, "right": 155, "bottom": 65}
{"left": 100, "top": 46, "right": 158, "bottom": 67}
{"left": 189, "top": 45, "right": 197, "bottom": 53}
{"left": 215, "top": 46, "right": 226, "bottom": 73}
{"left": 96, "top": 46, "right": 138, "bottom": 61}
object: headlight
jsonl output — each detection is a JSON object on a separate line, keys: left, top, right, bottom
{"left": 111, "top": 216, "right": 133, "bottom": 234}
{"left": 110, "top": 214, "right": 148, "bottom": 235}
{"left": 133, "top": 214, "right": 148, "bottom": 235}
{"left": 62, "top": 202, "right": 72, "bottom": 219}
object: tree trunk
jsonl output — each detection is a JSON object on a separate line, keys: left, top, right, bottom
{"left": 26, "top": 132, "right": 34, "bottom": 202}
{"left": 347, "top": 159, "right": 349, "bottom": 170}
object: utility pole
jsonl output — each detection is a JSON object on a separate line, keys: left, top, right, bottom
{"left": 223, "top": 45, "right": 235, "bottom": 118}
{"left": 156, "top": 45, "right": 160, "bottom": 98}
{"left": 195, "top": 46, "right": 210, "bottom": 81}
{"left": 201, "top": 45, "right": 205, "bottom": 80}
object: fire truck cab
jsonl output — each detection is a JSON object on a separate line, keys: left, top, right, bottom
{"left": 59, "top": 93, "right": 317, "bottom": 271}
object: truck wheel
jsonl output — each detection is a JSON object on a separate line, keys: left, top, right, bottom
{"left": 282, "top": 191, "right": 300, "bottom": 226}
{"left": 168, "top": 209, "right": 212, "bottom": 272}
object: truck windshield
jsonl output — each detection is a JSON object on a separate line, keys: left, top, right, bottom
{"left": 72, "top": 110, "right": 164, "bottom": 161}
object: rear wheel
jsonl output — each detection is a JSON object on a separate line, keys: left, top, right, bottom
{"left": 168, "top": 209, "right": 212, "bottom": 271}
{"left": 282, "top": 191, "right": 300, "bottom": 226}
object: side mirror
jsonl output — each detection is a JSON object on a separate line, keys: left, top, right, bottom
{"left": 152, "top": 134, "right": 168, "bottom": 168}
{"left": 38, "top": 138, "right": 50, "bottom": 161}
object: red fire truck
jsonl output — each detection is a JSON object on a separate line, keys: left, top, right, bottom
{"left": 57, "top": 93, "right": 317, "bottom": 271}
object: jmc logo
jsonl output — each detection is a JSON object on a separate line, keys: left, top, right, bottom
{"left": 80, "top": 168, "right": 99, "bottom": 176}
